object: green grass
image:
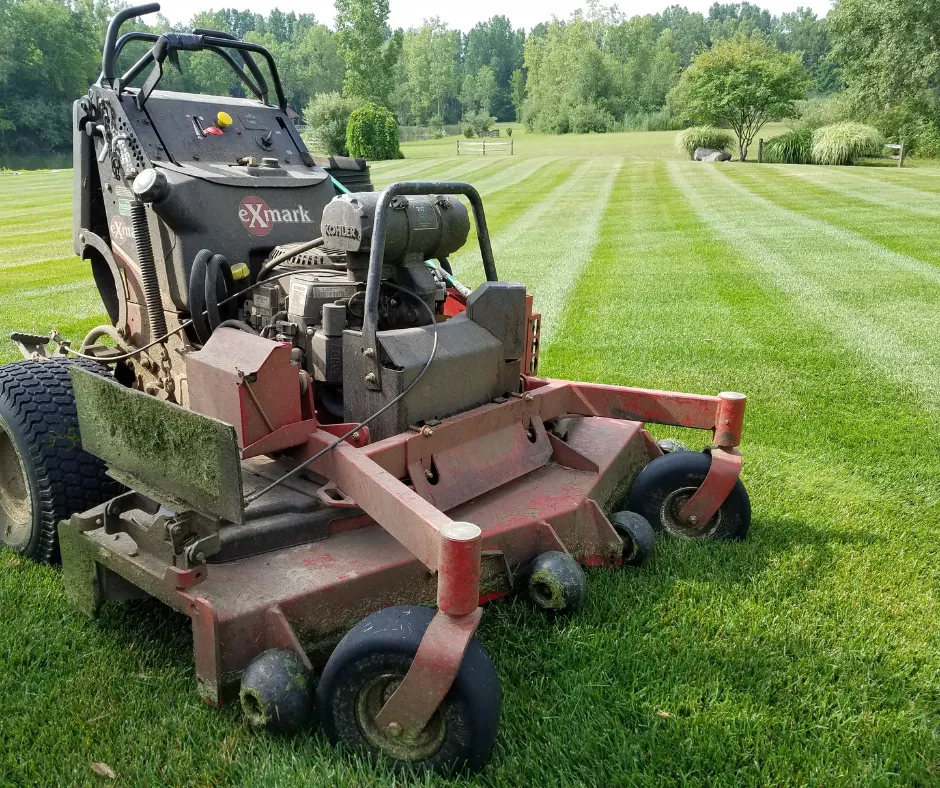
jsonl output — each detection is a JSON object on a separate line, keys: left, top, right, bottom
{"left": 1, "top": 130, "right": 939, "bottom": 785}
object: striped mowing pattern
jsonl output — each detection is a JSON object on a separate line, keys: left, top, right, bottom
{"left": 2, "top": 139, "right": 940, "bottom": 784}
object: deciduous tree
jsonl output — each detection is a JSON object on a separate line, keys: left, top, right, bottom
{"left": 670, "top": 34, "right": 809, "bottom": 160}
{"left": 334, "top": 0, "right": 401, "bottom": 107}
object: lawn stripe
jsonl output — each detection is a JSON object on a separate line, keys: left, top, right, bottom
{"left": 452, "top": 158, "right": 585, "bottom": 269}
{"left": 449, "top": 158, "right": 590, "bottom": 280}
{"left": 0, "top": 241, "right": 73, "bottom": 269}
{"left": 772, "top": 165, "right": 940, "bottom": 218}
{"left": 726, "top": 164, "right": 940, "bottom": 275}
{"left": 669, "top": 160, "right": 940, "bottom": 411}
{"left": 466, "top": 156, "right": 552, "bottom": 196}
{"left": 368, "top": 158, "right": 447, "bottom": 182}
{"left": 710, "top": 165, "right": 940, "bottom": 287}
{"left": 372, "top": 156, "right": 495, "bottom": 186}
{"left": 464, "top": 157, "right": 623, "bottom": 348}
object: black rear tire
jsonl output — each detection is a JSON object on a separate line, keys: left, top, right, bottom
{"left": 627, "top": 451, "right": 750, "bottom": 541}
{"left": 317, "top": 605, "right": 501, "bottom": 774}
{"left": 0, "top": 359, "right": 122, "bottom": 562}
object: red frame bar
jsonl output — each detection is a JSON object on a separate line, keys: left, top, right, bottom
{"left": 267, "top": 377, "right": 746, "bottom": 726}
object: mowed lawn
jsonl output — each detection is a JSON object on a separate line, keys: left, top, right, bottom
{"left": 1, "top": 129, "right": 939, "bottom": 785}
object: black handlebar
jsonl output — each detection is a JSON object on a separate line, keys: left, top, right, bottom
{"left": 100, "top": 5, "right": 286, "bottom": 111}
{"left": 102, "top": 3, "right": 161, "bottom": 85}
{"left": 193, "top": 28, "right": 271, "bottom": 104}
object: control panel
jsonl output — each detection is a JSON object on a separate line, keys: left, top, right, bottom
{"left": 120, "top": 89, "right": 305, "bottom": 168}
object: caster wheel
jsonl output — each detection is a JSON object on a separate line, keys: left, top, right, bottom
{"left": 317, "top": 606, "right": 501, "bottom": 774}
{"left": 627, "top": 451, "right": 750, "bottom": 541}
{"left": 656, "top": 438, "right": 690, "bottom": 454}
{"left": 611, "top": 511, "right": 656, "bottom": 567}
{"left": 240, "top": 649, "right": 316, "bottom": 733}
{"left": 527, "top": 551, "right": 587, "bottom": 614}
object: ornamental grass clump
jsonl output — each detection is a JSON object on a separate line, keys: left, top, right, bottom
{"left": 811, "top": 122, "right": 884, "bottom": 165}
{"left": 762, "top": 128, "right": 813, "bottom": 164}
{"left": 675, "top": 126, "right": 735, "bottom": 159}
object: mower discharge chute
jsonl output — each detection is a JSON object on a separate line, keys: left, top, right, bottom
{"left": 0, "top": 4, "right": 752, "bottom": 775}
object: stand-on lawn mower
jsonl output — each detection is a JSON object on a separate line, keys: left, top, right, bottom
{"left": 0, "top": 5, "right": 751, "bottom": 774}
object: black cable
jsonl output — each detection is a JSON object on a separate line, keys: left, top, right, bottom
{"left": 205, "top": 253, "right": 234, "bottom": 332}
{"left": 217, "top": 319, "right": 258, "bottom": 335}
{"left": 242, "top": 281, "right": 440, "bottom": 506}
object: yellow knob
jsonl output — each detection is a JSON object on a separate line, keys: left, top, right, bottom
{"left": 217, "top": 111, "right": 233, "bottom": 128}
{"left": 230, "top": 262, "right": 250, "bottom": 280}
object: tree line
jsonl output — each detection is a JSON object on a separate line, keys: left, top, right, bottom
{"left": 0, "top": 0, "right": 937, "bottom": 157}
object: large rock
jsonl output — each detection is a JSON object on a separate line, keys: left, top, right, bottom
{"left": 694, "top": 147, "right": 732, "bottom": 162}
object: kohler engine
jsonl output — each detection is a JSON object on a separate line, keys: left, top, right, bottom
{"left": 283, "top": 192, "right": 470, "bottom": 387}
{"left": 248, "top": 188, "right": 527, "bottom": 437}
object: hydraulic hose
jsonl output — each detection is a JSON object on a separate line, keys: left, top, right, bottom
{"left": 188, "top": 249, "right": 212, "bottom": 344}
{"left": 130, "top": 201, "right": 168, "bottom": 340}
{"left": 205, "top": 253, "right": 235, "bottom": 333}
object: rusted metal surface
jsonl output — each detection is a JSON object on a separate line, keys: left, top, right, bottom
{"left": 714, "top": 392, "right": 747, "bottom": 448}
{"left": 188, "top": 331, "right": 299, "bottom": 438}
{"left": 436, "top": 523, "right": 482, "bottom": 616}
{"left": 678, "top": 447, "right": 743, "bottom": 526}
{"left": 187, "top": 329, "right": 302, "bottom": 449}
{"left": 65, "top": 373, "right": 747, "bottom": 708}
{"left": 523, "top": 294, "right": 541, "bottom": 376}
{"left": 374, "top": 608, "right": 483, "bottom": 733}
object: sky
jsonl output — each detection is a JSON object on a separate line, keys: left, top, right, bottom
{"left": 151, "top": 0, "right": 834, "bottom": 32}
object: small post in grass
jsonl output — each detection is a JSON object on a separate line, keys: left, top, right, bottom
{"left": 757, "top": 138, "right": 764, "bottom": 163}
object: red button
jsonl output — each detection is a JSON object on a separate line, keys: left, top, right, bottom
{"left": 204, "top": 126, "right": 223, "bottom": 136}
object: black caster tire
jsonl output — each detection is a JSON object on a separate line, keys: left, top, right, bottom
{"left": 317, "top": 605, "right": 501, "bottom": 774}
{"left": 611, "top": 511, "right": 656, "bottom": 567}
{"left": 627, "top": 451, "right": 750, "bottom": 541}
{"left": 527, "top": 551, "right": 587, "bottom": 614}
{"left": 0, "top": 359, "right": 122, "bottom": 562}
{"left": 240, "top": 649, "right": 316, "bottom": 733}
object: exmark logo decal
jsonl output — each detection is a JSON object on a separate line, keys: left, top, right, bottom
{"left": 239, "top": 196, "right": 313, "bottom": 236}
{"left": 110, "top": 216, "right": 134, "bottom": 245}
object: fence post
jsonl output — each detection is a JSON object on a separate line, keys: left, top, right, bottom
{"left": 483, "top": 139, "right": 486, "bottom": 156}
{"left": 757, "top": 138, "right": 764, "bottom": 163}
{"left": 511, "top": 139, "right": 514, "bottom": 155}
{"left": 899, "top": 141, "right": 906, "bottom": 168}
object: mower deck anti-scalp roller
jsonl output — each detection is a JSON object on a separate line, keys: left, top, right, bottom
{"left": 0, "top": 4, "right": 752, "bottom": 775}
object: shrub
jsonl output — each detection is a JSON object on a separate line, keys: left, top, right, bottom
{"left": 428, "top": 115, "right": 444, "bottom": 140}
{"left": 911, "top": 124, "right": 940, "bottom": 158}
{"left": 568, "top": 103, "right": 617, "bottom": 134}
{"left": 811, "top": 122, "right": 884, "bottom": 165}
{"left": 303, "top": 92, "right": 361, "bottom": 156}
{"left": 462, "top": 110, "right": 495, "bottom": 137}
{"left": 346, "top": 103, "right": 402, "bottom": 160}
{"left": 791, "top": 94, "right": 853, "bottom": 131}
{"left": 869, "top": 102, "right": 940, "bottom": 158}
{"left": 505, "top": 127, "right": 513, "bottom": 137}
{"left": 762, "top": 128, "right": 813, "bottom": 164}
{"left": 675, "top": 126, "right": 735, "bottom": 159}
{"left": 623, "top": 109, "right": 682, "bottom": 132}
